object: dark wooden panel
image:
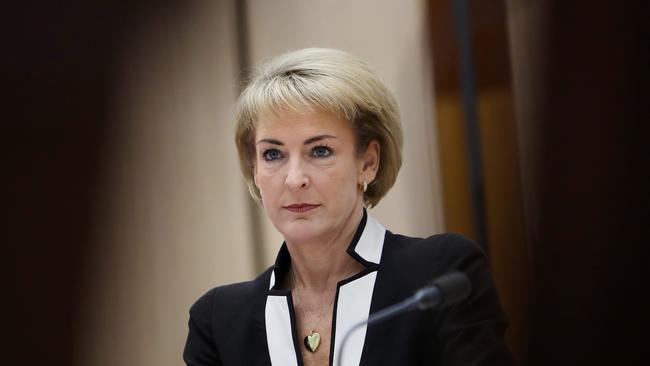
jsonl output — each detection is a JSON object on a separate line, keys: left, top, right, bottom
{"left": 525, "top": 1, "right": 647, "bottom": 365}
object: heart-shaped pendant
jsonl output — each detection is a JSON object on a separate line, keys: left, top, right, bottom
{"left": 304, "top": 331, "right": 321, "bottom": 352}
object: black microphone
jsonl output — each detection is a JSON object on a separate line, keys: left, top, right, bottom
{"left": 336, "top": 271, "right": 471, "bottom": 366}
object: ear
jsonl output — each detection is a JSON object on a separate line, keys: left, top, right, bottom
{"left": 359, "top": 139, "right": 380, "bottom": 184}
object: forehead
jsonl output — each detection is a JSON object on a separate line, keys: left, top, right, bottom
{"left": 255, "top": 110, "right": 354, "bottom": 141}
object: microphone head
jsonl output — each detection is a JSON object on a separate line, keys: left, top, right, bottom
{"left": 431, "top": 271, "right": 472, "bottom": 308}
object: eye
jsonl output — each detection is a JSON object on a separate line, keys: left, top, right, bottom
{"left": 311, "top": 145, "right": 332, "bottom": 158}
{"left": 262, "top": 148, "right": 283, "bottom": 161}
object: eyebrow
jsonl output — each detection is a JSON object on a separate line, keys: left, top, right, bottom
{"left": 256, "top": 134, "right": 337, "bottom": 146}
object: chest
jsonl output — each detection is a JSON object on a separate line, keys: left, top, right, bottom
{"left": 264, "top": 270, "right": 380, "bottom": 366}
{"left": 294, "top": 303, "right": 333, "bottom": 366}
{"left": 214, "top": 268, "right": 440, "bottom": 366}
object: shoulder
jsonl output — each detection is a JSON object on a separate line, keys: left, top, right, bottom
{"left": 376, "top": 231, "right": 493, "bottom": 300}
{"left": 380, "top": 232, "right": 515, "bottom": 364}
{"left": 382, "top": 231, "right": 485, "bottom": 272}
{"left": 188, "top": 267, "right": 273, "bottom": 325}
{"left": 386, "top": 230, "right": 481, "bottom": 251}
{"left": 184, "top": 268, "right": 274, "bottom": 364}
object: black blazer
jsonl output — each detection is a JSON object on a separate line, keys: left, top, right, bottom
{"left": 184, "top": 211, "right": 515, "bottom": 365}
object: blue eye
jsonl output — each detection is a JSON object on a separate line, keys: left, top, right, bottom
{"left": 262, "top": 148, "right": 283, "bottom": 161}
{"left": 312, "top": 145, "right": 332, "bottom": 158}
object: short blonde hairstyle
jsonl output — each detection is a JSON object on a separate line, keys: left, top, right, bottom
{"left": 235, "top": 48, "right": 403, "bottom": 208}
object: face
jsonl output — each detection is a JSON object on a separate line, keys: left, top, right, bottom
{"left": 253, "top": 110, "right": 378, "bottom": 246}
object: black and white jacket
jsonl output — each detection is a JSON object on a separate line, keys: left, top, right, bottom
{"left": 184, "top": 211, "right": 515, "bottom": 366}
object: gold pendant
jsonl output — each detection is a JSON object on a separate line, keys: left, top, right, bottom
{"left": 304, "top": 331, "right": 321, "bottom": 352}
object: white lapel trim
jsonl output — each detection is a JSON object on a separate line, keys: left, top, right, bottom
{"left": 265, "top": 295, "right": 299, "bottom": 366}
{"left": 331, "top": 214, "right": 386, "bottom": 365}
{"left": 269, "top": 269, "right": 276, "bottom": 290}
{"left": 332, "top": 271, "right": 378, "bottom": 366}
{"left": 353, "top": 214, "right": 386, "bottom": 264}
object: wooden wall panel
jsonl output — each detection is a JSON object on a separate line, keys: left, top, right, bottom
{"left": 428, "top": 1, "right": 528, "bottom": 363}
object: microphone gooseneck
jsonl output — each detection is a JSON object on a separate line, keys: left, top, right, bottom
{"left": 335, "top": 271, "right": 471, "bottom": 366}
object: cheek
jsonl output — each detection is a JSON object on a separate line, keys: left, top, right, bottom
{"left": 255, "top": 172, "right": 272, "bottom": 190}
{"left": 255, "top": 171, "right": 283, "bottom": 199}
{"left": 321, "top": 166, "right": 357, "bottom": 196}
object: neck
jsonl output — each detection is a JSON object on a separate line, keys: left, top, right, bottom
{"left": 286, "top": 205, "right": 365, "bottom": 292}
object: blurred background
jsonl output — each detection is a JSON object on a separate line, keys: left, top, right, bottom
{"left": 5, "top": 0, "right": 646, "bottom": 365}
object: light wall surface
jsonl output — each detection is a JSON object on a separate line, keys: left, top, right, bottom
{"left": 76, "top": 2, "right": 253, "bottom": 365}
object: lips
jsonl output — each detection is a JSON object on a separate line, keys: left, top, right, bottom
{"left": 283, "top": 203, "right": 320, "bottom": 213}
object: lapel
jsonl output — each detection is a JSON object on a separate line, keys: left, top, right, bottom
{"left": 264, "top": 210, "right": 387, "bottom": 366}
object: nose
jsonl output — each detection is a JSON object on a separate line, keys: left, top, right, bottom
{"left": 285, "top": 158, "right": 310, "bottom": 190}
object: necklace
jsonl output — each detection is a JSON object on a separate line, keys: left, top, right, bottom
{"left": 290, "top": 269, "right": 335, "bottom": 353}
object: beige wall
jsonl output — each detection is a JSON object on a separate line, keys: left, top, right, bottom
{"left": 76, "top": 1, "right": 254, "bottom": 365}
{"left": 76, "top": 1, "right": 442, "bottom": 365}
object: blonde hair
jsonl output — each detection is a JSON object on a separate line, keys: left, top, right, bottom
{"left": 235, "top": 48, "right": 403, "bottom": 207}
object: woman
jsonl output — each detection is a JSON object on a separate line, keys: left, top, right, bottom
{"left": 184, "top": 48, "right": 514, "bottom": 366}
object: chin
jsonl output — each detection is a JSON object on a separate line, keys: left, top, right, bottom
{"left": 276, "top": 218, "right": 327, "bottom": 244}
